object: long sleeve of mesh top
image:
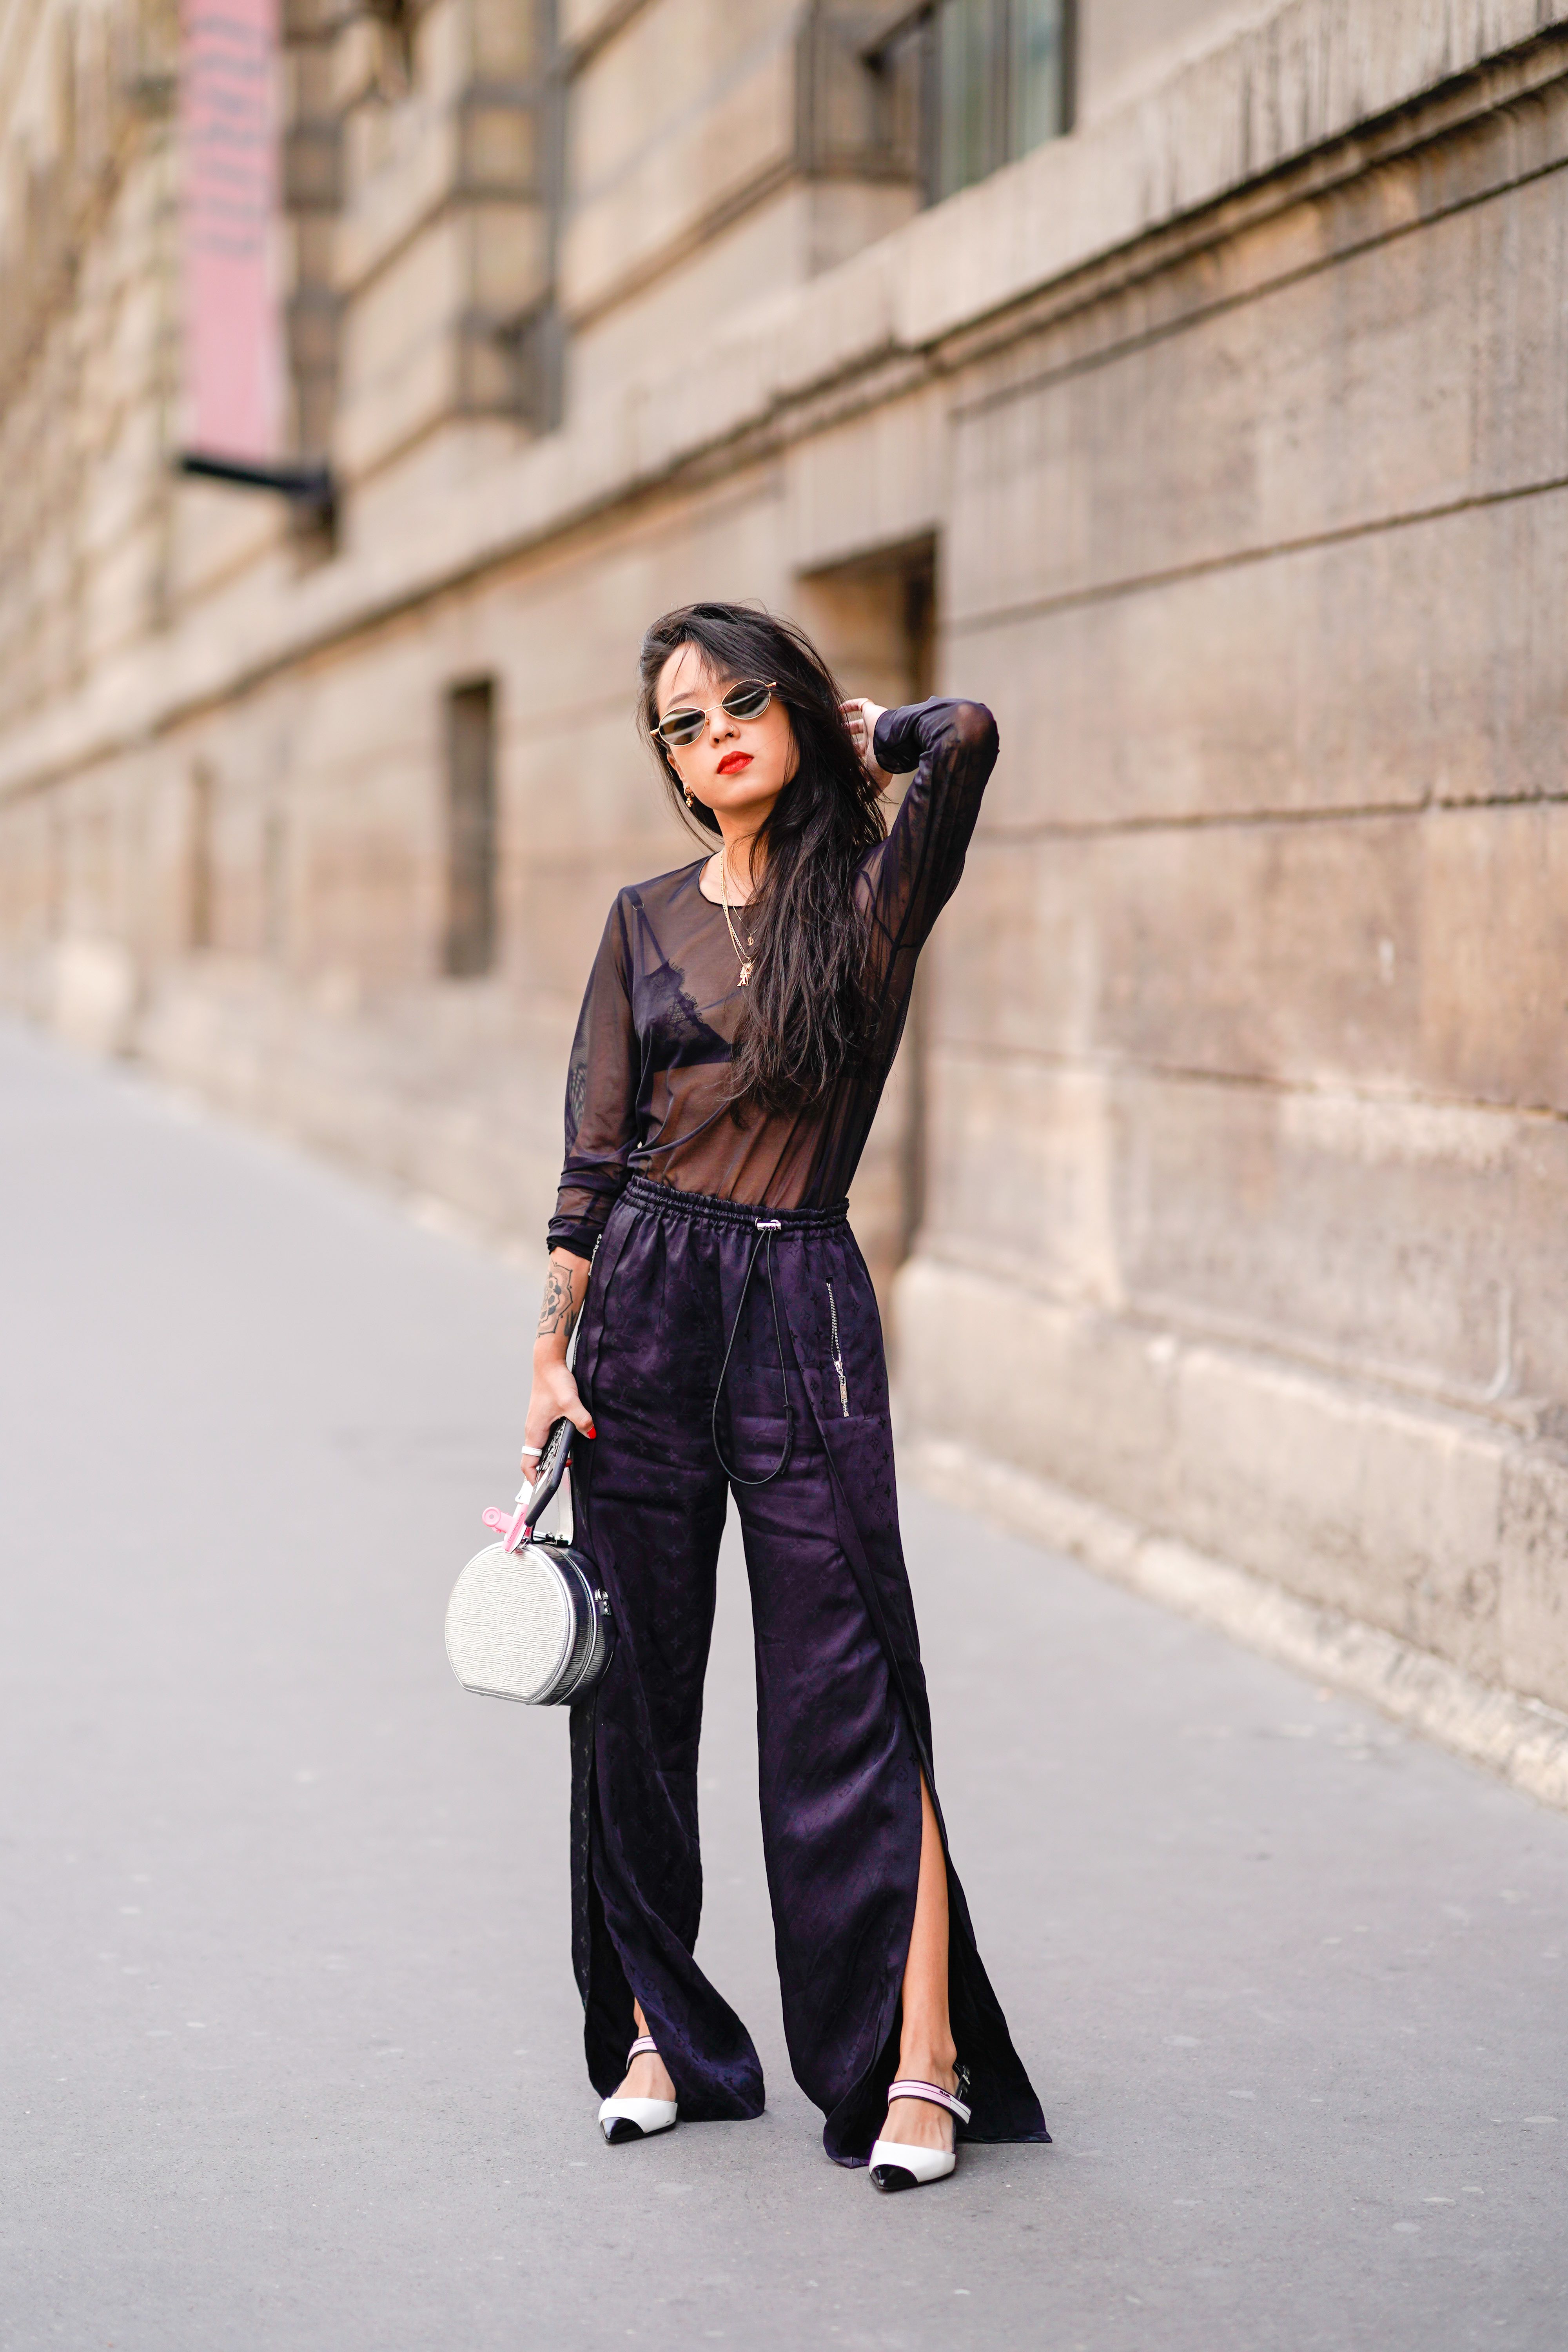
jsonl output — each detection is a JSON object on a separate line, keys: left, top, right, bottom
{"left": 860, "top": 696, "right": 998, "bottom": 1038}
{"left": 546, "top": 893, "right": 640, "bottom": 1261}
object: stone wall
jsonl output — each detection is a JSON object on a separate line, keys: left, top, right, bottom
{"left": 2, "top": 0, "right": 1566, "bottom": 1717}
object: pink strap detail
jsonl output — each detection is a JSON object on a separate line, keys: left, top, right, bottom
{"left": 480, "top": 1501, "right": 535, "bottom": 1552}
{"left": 886, "top": 2078, "right": 972, "bottom": 2126}
{"left": 480, "top": 1483, "right": 540, "bottom": 1553}
{"left": 627, "top": 2035, "right": 659, "bottom": 2062}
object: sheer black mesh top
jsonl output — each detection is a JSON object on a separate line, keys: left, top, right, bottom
{"left": 546, "top": 699, "right": 998, "bottom": 1260}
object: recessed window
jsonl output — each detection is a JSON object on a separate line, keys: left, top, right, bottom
{"left": 189, "top": 762, "right": 216, "bottom": 951}
{"left": 445, "top": 679, "right": 499, "bottom": 979}
{"left": 877, "top": 0, "right": 1073, "bottom": 203}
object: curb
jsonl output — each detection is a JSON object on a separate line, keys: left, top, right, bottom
{"left": 908, "top": 1437, "right": 1568, "bottom": 1816}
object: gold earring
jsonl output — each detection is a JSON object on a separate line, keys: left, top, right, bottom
{"left": 683, "top": 785, "right": 694, "bottom": 806}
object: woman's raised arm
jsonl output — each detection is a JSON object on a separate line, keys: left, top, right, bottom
{"left": 865, "top": 697, "right": 999, "bottom": 965}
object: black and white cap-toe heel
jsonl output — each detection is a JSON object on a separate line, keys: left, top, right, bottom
{"left": 868, "top": 2067, "right": 971, "bottom": 2192}
{"left": 597, "top": 2034, "right": 678, "bottom": 2145}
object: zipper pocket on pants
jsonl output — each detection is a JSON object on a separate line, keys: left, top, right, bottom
{"left": 826, "top": 1282, "right": 850, "bottom": 1416}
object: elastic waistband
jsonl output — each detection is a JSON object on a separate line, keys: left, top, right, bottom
{"left": 622, "top": 1173, "right": 848, "bottom": 1235}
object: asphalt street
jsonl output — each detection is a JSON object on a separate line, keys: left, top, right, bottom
{"left": 2, "top": 1017, "right": 1564, "bottom": 2352}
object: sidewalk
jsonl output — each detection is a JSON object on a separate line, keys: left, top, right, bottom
{"left": 2, "top": 1019, "right": 1563, "bottom": 2352}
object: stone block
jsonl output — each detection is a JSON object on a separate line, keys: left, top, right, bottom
{"left": 848, "top": 1033, "right": 915, "bottom": 1329}
{"left": 927, "top": 1049, "right": 1568, "bottom": 1409}
{"left": 330, "top": 18, "right": 393, "bottom": 113}
{"left": 409, "top": 0, "right": 469, "bottom": 110}
{"left": 896, "top": 1253, "right": 1179, "bottom": 1530}
{"left": 51, "top": 935, "right": 139, "bottom": 1055}
{"left": 561, "top": 0, "right": 633, "bottom": 47}
{"left": 337, "top": 224, "right": 463, "bottom": 475}
{"left": 898, "top": 1252, "right": 1519, "bottom": 1691}
{"left": 508, "top": 713, "right": 674, "bottom": 859}
{"left": 1079, "top": 0, "right": 1265, "bottom": 124}
{"left": 561, "top": 3, "right": 797, "bottom": 318}
{"left": 937, "top": 802, "right": 1568, "bottom": 1114}
{"left": 470, "top": 0, "right": 544, "bottom": 78}
{"left": 786, "top": 384, "right": 946, "bottom": 581}
{"left": 337, "top": 92, "right": 458, "bottom": 294}
{"left": 1499, "top": 1447, "right": 1568, "bottom": 1712}
{"left": 0, "top": 800, "right": 51, "bottom": 947}
{"left": 947, "top": 161, "right": 1568, "bottom": 626}
{"left": 958, "top": 487, "right": 1568, "bottom": 830}
{"left": 1171, "top": 1341, "right": 1506, "bottom": 1681}
{"left": 566, "top": 186, "right": 808, "bottom": 411}
{"left": 459, "top": 200, "right": 549, "bottom": 314}
{"left": 923, "top": 1051, "right": 1125, "bottom": 1312}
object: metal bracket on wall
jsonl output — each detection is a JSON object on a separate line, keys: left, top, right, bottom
{"left": 176, "top": 451, "right": 336, "bottom": 533}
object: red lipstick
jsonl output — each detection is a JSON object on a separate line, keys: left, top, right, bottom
{"left": 716, "top": 752, "right": 753, "bottom": 775}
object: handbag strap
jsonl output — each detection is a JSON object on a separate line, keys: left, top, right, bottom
{"left": 498, "top": 1416, "right": 575, "bottom": 1552}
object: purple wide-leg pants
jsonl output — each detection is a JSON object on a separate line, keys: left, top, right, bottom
{"left": 567, "top": 1175, "right": 1049, "bottom": 2165}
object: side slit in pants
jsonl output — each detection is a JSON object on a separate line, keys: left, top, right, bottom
{"left": 566, "top": 1175, "right": 1048, "bottom": 2166}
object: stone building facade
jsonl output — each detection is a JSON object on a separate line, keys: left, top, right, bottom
{"left": 3, "top": 0, "right": 1566, "bottom": 1730}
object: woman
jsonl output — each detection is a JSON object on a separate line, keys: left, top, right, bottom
{"left": 523, "top": 600, "right": 1047, "bottom": 2190}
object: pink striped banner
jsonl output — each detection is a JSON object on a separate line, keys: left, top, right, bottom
{"left": 180, "top": 0, "right": 283, "bottom": 463}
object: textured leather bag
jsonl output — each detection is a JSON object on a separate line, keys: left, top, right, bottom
{"left": 445, "top": 1417, "right": 612, "bottom": 1706}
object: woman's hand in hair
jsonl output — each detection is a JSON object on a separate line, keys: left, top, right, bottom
{"left": 841, "top": 699, "right": 893, "bottom": 793}
{"left": 523, "top": 1248, "right": 597, "bottom": 1470}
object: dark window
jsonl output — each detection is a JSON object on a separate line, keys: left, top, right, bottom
{"left": 876, "top": 0, "right": 1073, "bottom": 203}
{"left": 365, "top": 0, "right": 416, "bottom": 96}
{"left": 189, "top": 762, "right": 216, "bottom": 950}
{"left": 445, "top": 679, "right": 498, "bottom": 978}
{"left": 263, "top": 807, "right": 288, "bottom": 961}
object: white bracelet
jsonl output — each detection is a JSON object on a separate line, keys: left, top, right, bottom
{"left": 521, "top": 1444, "right": 544, "bottom": 1458}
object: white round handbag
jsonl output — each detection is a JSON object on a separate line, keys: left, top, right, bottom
{"left": 444, "top": 1419, "right": 611, "bottom": 1707}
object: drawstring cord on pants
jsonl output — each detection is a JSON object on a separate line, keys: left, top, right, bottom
{"left": 711, "top": 1219, "right": 793, "bottom": 1486}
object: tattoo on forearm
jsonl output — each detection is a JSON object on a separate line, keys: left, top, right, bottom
{"left": 537, "top": 1263, "right": 579, "bottom": 1341}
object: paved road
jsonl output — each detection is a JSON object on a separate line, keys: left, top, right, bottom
{"left": 2, "top": 1018, "right": 1564, "bottom": 2352}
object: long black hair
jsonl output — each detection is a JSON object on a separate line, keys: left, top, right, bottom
{"left": 638, "top": 601, "right": 886, "bottom": 1119}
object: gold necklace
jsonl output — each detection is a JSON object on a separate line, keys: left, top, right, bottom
{"left": 715, "top": 849, "right": 753, "bottom": 987}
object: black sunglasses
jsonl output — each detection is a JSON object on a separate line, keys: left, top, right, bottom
{"left": 652, "top": 680, "right": 778, "bottom": 750}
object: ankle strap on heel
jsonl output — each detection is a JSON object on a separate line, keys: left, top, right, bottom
{"left": 626, "top": 2034, "right": 659, "bottom": 2063}
{"left": 886, "top": 2077, "right": 972, "bottom": 2127}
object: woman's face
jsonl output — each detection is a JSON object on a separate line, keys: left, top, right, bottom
{"left": 655, "top": 645, "right": 798, "bottom": 828}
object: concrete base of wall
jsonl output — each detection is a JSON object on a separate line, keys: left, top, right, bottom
{"left": 907, "top": 1433, "right": 1568, "bottom": 1815}
{"left": 895, "top": 1257, "right": 1568, "bottom": 1718}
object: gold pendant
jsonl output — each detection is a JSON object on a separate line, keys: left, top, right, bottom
{"left": 739, "top": 962, "right": 751, "bottom": 987}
